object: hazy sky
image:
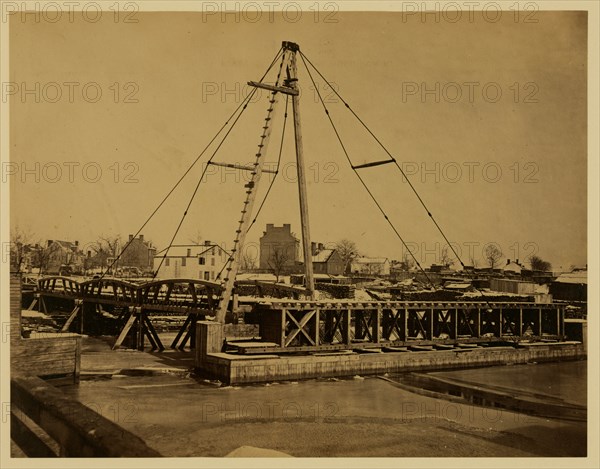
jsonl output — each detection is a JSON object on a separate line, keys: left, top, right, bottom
{"left": 8, "top": 10, "right": 587, "bottom": 270}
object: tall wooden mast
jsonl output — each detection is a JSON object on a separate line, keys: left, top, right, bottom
{"left": 215, "top": 41, "right": 314, "bottom": 323}
{"left": 284, "top": 41, "right": 315, "bottom": 297}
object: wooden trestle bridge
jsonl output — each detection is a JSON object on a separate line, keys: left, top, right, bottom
{"left": 31, "top": 275, "right": 566, "bottom": 354}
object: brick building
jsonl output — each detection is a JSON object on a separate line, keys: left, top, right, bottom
{"left": 120, "top": 234, "right": 156, "bottom": 272}
{"left": 259, "top": 224, "right": 300, "bottom": 272}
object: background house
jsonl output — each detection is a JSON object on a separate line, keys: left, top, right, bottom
{"left": 45, "top": 240, "right": 84, "bottom": 274}
{"left": 502, "top": 258, "right": 524, "bottom": 275}
{"left": 311, "top": 242, "right": 344, "bottom": 276}
{"left": 351, "top": 257, "right": 390, "bottom": 276}
{"left": 153, "top": 241, "right": 230, "bottom": 281}
{"left": 550, "top": 269, "right": 587, "bottom": 301}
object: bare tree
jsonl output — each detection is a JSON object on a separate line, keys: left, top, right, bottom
{"left": 440, "top": 245, "right": 455, "bottom": 268}
{"left": 529, "top": 255, "right": 552, "bottom": 272}
{"left": 188, "top": 229, "right": 203, "bottom": 245}
{"left": 34, "top": 245, "right": 52, "bottom": 276}
{"left": 484, "top": 244, "right": 503, "bottom": 269}
{"left": 401, "top": 250, "right": 414, "bottom": 271}
{"left": 92, "top": 235, "right": 121, "bottom": 270}
{"left": 241, "top": 251, "right": 257, "bottom": 272}
{"left": 10, "top": 226, "right": 34, "bottom": 272}
{"left": 335, "top": 239, "right": 359, "bottom": 274}
{"left": 267, "top": 246, "right": 289, "bottom": 282}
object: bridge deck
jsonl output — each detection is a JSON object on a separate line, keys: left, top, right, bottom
{"left": 32, "top": 276, "right": 566, "bottom": 354}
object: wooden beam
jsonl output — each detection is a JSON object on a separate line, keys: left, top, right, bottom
{"left": 429, "top": 308, "right": 434, "bottom": 340}
{"left": 373, "top": 307, "right": 381, "bottom": 343}
{"left": 11, "top": 413, "right": 58, "bottom": 457}
{"left": 287, "top": 51, "right": 315, "bottom": 297}
{"left": 137, "top": 310, "right": 144, "bottom": 351}
{"left": 143, "top": 314, "right": 164, "bottom": 351}
{"left": 208, "top": 161, "right": 277, "bottom": 174}
{"left": 112, "top": 311, "right": 137, "bottom": 350}
{"left": 215, "top": 64, "right": 284, "bottom": 323}
{"left": 285, "top": 310, "right": 316, "bottom": 346}
{"left": 247, "top": 80, "right": 299, "bottom": 95}
{"left": 352, "top": 159, "right": 395, "bottom": 170}
{"left": 314, "top": 308, "right": 320, "bottom": 346}
{"left": 27, "top": 297, "right": 38, "bottom": 311}
{"left": 519, "top": 306, "right": 523, "bottom": 337}
{"left": 344, "top": 309, "right": 351, "bottom": 345}
{"left": 11, "top": 375, "right": 161, "bottom": 457}
{"left": 453, "top": 308, "right": 458, "bottom": 340}
{"left": 60, "top": 303, "right": 80, "bottom": 333}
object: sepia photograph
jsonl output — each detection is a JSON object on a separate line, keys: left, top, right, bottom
{"left": 1, "top": 1, "right": 598, "bottom": 467}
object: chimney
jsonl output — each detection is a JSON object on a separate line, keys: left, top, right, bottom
{"left": 139, "top": 234, "right": 144, "bottom": 242}
{"left": 507, "top": 259, "right": 510, "bottom": 265}
{"left": 318, "top": 243, "right": 324, "bottom": 251}
{"left": 204, "top": 240, "right": 211, "bottom": 246}
{"left": 311, "top": 242, "right": 317, "bottom": 256}
{"left": 516, "top": 259, "right": 519, "bottom": 265}
{"left": 75, "top": 240, "right": 79, "bottom": 247}
{"left": 283, "top": 223, "right": 291, "bottom": 232}
{"left": 47, "top": 240, "right": 53, "bottom": 247}
{"left": 129, "top": 234, "right": 134, "bottom": 241}
{"left": 87, "top": 250, "right": 92, "bottom": 258}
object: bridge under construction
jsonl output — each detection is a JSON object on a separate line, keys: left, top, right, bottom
{"left": 21, "top": 41, "right": 585, "bottom": 383}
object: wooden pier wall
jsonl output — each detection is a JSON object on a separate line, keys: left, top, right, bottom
{"left": 10, "top": 274, "right": 81, "bottom": 379}
{"left": 197, "top": 339, "right": 586, "bottom": 385}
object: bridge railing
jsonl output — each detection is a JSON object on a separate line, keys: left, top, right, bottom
{"left": 79, "top": 278, "right": 139, "bottom": 303}
{"left": 11, "top": 374, "right": 160, "bottom": 457}
{"left": 38, "top": 276, "right": 81, "bottom": 295}
{"left": 137, "top": 278, "right": 223, "bottom": 310}
{"left": 36, "top": 276, "right": 224, "bottom": 311}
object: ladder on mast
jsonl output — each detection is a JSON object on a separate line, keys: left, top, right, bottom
{"left": 215, "top": 41, "right": 315, "bottom": 323}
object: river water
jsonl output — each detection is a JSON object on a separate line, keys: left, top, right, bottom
{"left": 430, "top": 360, "right": 587, "bottom": 406}
{"left": 59, "top": 360, "right": 588, "bottom": 457}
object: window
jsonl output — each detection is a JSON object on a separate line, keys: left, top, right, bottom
{"left": 182, "top": 257, "right": 186, "bottom": 267}
{"left": 165, "top": 258, "right": 170, "bottom": 267}
{"left": 211, "top": 258, "right": 215, "bottom": 266}
{"left": 204, "top": 271, "right": 210, "bottom": 281}
{"left": 199, "top": 257, "right": 205, "bottom": 265}
{"left": 211, "top": 271, "right": 215, "bottom": 280}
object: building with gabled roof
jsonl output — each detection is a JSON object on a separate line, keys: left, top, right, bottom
{"left": 351, "top": 256, "right": 391, "bottom": 276}
{"left": 311, "top": 242, "right": 345, "bottom": 276}
{"left": 45, "top": 239, "right": 84, "bottom": 274}
{"left": 153, "top": 241, "right": 230, "bottom": 281}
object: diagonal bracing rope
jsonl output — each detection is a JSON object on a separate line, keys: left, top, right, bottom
{"left": 152, "top": 49, "right": 287, "bottom": 279}
{"left": 300, "top": 51, "right": 494, "bottom": 304}
{"left": 215, "top": 94, "right": 290, "bottom": 281}
{"left": 299, "top": 52, "right": 435, "bottom": 289}
{"left": 98, "top": 47, "right": 284, "bottom": 282}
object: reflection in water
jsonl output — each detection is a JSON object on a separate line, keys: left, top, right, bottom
{"left": 430, "top": 360, "right": 587, "bottom": 406}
